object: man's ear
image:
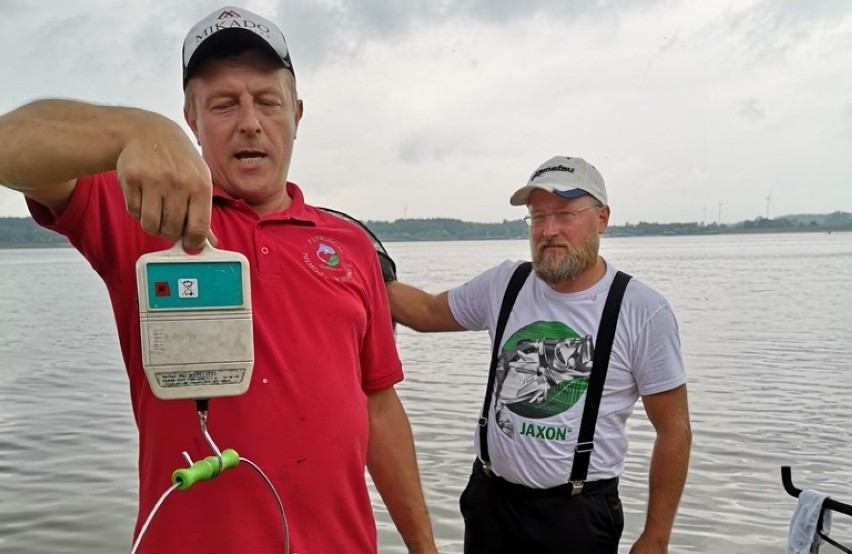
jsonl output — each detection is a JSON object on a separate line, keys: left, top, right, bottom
{"left": 184, "top": 108, "right": 200, "bottom": 144}
{"left": 294, "top": 99, "right": 304, "bottom": 137}
{"left": 598, "top": 205, "right": 611, "bottom": 234}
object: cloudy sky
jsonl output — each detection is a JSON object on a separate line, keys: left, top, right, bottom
{"left": 1, "top": 0, "right": 850, "bottom": 225}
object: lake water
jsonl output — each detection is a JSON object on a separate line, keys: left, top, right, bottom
{"left": 1, "top": 232, "right": 851, "bottom": 553}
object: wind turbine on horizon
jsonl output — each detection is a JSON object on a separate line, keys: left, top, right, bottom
{"left": 766, "top": 189, "right": 772, "bottom": 219}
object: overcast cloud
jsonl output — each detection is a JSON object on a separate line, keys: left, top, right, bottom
{"left": 0, "top": 0, "right": 849, "bottom": 224}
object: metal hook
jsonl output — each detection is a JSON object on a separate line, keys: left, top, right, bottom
{"left": 198, "top": 409, "right": 224, "bottom": 475}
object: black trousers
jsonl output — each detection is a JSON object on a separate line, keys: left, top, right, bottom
{"left": 460, "top": 460, "right": 624, "bottom": 554}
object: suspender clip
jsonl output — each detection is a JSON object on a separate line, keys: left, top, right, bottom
{"left": 476, "top": 459, "right": 493, "bottom": 476}
{"left": 569, "top": 480, "right": 585, "bottom": 496}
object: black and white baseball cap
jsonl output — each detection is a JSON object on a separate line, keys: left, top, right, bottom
{"left": 182, "top": 6, "right": 294, "bottom": 87}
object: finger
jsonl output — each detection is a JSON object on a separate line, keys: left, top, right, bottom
{"left": 123, "top": 183, "right": 143, "bottom": 221}
{"left": 181, "top": 189, "right": 212, "bottom": 252}
{"left": 159, "top": 192, "right": 190, "bottom": 243}
{"left": 138, "top": 190, "right": 164, "bottom": 238}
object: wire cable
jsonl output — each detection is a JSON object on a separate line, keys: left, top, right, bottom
{"left": 129, "top": 403, "right": 290, "bottom": 553}
{"left": 130, "top": 482, "right": 180, "bottom": 554}
{"left": 240, "top": 456, "right": 290, "bottom": 554}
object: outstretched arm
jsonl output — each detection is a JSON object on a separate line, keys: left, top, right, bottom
{"left": 366, "top": 387, "right": 437, "bottom": 553}
{"left": 630, "top": 384, "right": 691, "bottom": 554}
{"left": 386, "top": 281, "right": 465, "bottom": 332}
{"left": 0, "top": 99, "right": 212, "bottom": 250}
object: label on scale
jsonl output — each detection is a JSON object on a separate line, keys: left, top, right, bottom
{"left": 136, "top": 242, "right": 254, "bottom": 400}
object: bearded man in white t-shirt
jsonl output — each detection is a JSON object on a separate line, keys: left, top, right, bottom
{"left": 387, "top": 155, "right": 692, "bottom": 554}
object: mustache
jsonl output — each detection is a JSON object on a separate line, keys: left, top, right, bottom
{"left": 536, "top": 240, "right": 569, "bottom": 253}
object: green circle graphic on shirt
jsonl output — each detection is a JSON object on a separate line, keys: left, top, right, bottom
{"left": 501, "top": 321, "right": 591, "bottom": 419}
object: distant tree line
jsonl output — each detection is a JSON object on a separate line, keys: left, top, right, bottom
{"left": 365, "top": 218, "right": 528, "bottom": 241}
{"left": 363, "top": 212, "right": 851, "bottom": 241}
{"left": 1, "top": 211, "right": 850, "bottom": 247}
{"left": 604, "top": 211, "right": 852, "bottom": 237}
{"left": 0, "top": 217, "right": 68, "bottom": 247}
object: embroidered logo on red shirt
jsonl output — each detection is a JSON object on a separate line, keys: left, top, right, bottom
{"left": 316, "top": 243, "right": 340, "bottom": 267}
{"left": 302, "top": 235, "right": 352, "bottom": 282}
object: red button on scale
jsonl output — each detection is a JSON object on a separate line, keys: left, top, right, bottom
{"left": 154, "top": 281, "right": 171, "bottom": 296}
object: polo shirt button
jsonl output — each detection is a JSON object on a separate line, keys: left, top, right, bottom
{"left": 261, "top": 247, "right": 270, "bottom": 254}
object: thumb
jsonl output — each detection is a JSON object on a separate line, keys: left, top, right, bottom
{"left": 206, "top": 228, "right": 219, "bottom": 248}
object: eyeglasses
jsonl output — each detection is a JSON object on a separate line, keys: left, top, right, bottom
{"left": 523, "top": 206, "right": 599, "bottom": 227}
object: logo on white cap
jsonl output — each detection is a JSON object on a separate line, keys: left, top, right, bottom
{"left": 531, "top": 164, "right": 575, "bottom": 182}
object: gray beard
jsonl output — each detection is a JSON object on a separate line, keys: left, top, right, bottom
{"left": 531, "top": 232, "right": 599, "bottom": 285}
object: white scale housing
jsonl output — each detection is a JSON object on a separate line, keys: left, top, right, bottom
{"left": 136, "top": 243, "right": 253, "bottom": 400}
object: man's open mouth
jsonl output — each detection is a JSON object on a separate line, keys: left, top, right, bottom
{"left": 235, "top": 151, "right": 266, "bottom": 164}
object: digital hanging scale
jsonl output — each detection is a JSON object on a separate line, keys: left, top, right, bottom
{"left": 136, "top": 242, "right": 254, "bottom": 400}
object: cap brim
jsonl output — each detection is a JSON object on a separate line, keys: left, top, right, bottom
{"left": 553, "top": 189, "right": 590, "bottom": 200}
{"left": 509, "top": 185, "right": 590, "bottom": 206}
{"left": 509, "top": 185, "right": 535, "bottom": 206}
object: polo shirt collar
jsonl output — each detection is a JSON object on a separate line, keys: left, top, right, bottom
{"left": 212, "top": 182, "right": 318, "bottom": 224}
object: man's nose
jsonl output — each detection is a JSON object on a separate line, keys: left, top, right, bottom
{"left": 540, "top": 213, "right": 560, "bottom": 236}
{"left": 238, "top": 105, "right": 262, "bottom": 135}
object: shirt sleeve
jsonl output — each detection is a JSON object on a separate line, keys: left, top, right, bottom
{"left": 631, "top": 301, "right": 687, "bottom": 396}
{"left": 448, "top": 261, "right": 519, "bottom": 332}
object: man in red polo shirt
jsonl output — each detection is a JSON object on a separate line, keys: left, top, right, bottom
{"left": 0, "top": 6, "right": 437, "bottom": 554}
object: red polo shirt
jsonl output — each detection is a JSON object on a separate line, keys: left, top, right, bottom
{"left": 28, "top": 171, "right": 403, "bottom": 553}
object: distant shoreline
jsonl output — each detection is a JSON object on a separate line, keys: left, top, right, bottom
{"left": 604, "top": 226, "right": 848, "bottom": 238}
{"left": 2, "top": 213, "right": 850, "bottom": 248}
{"left": 0, "top": 225, "right": 847, "bottom": 250}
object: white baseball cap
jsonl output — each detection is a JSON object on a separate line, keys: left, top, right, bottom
{"left": 182, "top": 6, "right": 294, "bottom": 87}
{"left": 509, "top": 156, "right": 607, "bottom": 206}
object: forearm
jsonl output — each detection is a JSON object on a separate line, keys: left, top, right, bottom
{"left": 387, "top": 281, "right": 431, "bottom": 330}
{"left": 367, "top": 389, "right": 436, "bottom": 553}
{"left": 0, "top": 99, "right": 181, "bottom": 191}
{"left": 641, "top": 423, "right": 691, "bottom": 545}
{"left": 387, "top": 281, "right": 461, "bottom": 332}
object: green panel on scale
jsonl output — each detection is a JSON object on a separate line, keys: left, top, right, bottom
{"left": 145, "top": 261, "right": 244, "bottom": 310}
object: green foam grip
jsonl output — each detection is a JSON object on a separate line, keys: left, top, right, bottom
{"left": 172, "top": 448, "right": 240, "bottom": 490}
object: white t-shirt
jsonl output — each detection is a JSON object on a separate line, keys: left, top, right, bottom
{"left": 448, "top": 259, "right": 685, "bottom": 488}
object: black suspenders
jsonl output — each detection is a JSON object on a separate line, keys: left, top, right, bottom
{"left": 477, "top": 263, "right": 632, "bottom": 494}
{"left": 568, "top": 270, "right": 632, "bottom": 493}
{"left": 478, "top": 262, "right": 533, "bottom": 469}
